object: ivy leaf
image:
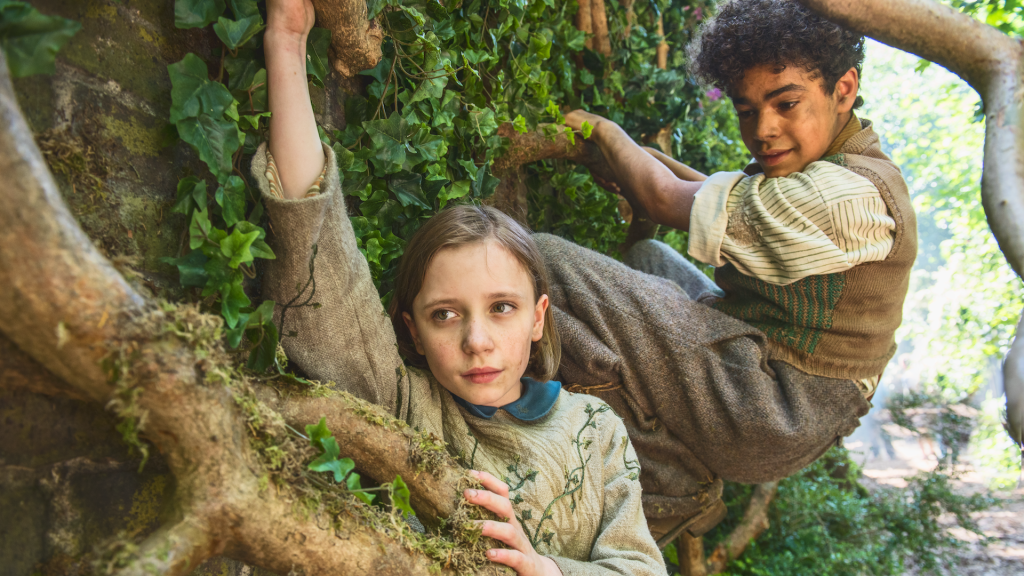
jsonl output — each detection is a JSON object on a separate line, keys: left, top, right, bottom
{"left": 529, "top": 32, "right": 552, "bottom": 60}
{"left": 239, "top": 111, "right": 270, "bottom": 130}
{"left": 172, "top": 176, "right": 208, "bottom": 215}
{"left": 347, "top": 473, "right": 376, "bottom": 505}
{"left": 246, "top": 319, "right": 279, "bottom": 371}
{"left": 228, "top": 0, "right": 259, "bottom": 18}
{"left": 364, "top": 113, "right": 409, "bottom": 171}
{"left": 360, "top": 56, "right": 393, "bottom": 84}
{"left": 409, "top": 57, "right": 448, "bottom": 104}
{"left": 169, "top": 53, "right": 234, "bottom": 123}
{"left": 174, "top": 0, "right": 226, "bottom": 29}
{"left": 472, "top": 164, "right": 500, "bottom": 199}
{"left": 177, "top": 113, "right": 243, "bottom": 182}
{"left": 220, "top": 277, "right": 250, "bottom": 328}
{"left": 306, "top": 27, "right": 331, "bottom": 87}
{"left": 391, "top": 475, "right": 415, "bottom": 516}
{"left": 0, "top": 2, "right": 81, "bottom": 78}
{"left": 305, "top": 417, "right": 331, "bottom": 448}
{"left": 581, "top": 120, "right": 594, "bottom": 139}
{"left": 310, "top": 442, "right": 356, "bottom": 482}
{"left": 215, "top": 175, "right": 247, "bottom": 226}
{"left": 189, "top": 207, "right": 213, "bottom": 250}
{"left": 220, "top": 226, "right": 260, "bottom": 268}
{"left": 164, "top": 249, "right": 209, "bottom": 287}
{"left": 406, "top": 131, "right": 446, "bottom": 166}
{"left": 213, "top": 14, "right": 264, "bottom": 50}
{"left": 469, "top": 108, "right": 498, "bottom": 139}
{"left": 366, "top": 0, "right": 387, "bottom": 20}
{"left": 249, "top": 299, "right": 276, "bottom": 325}
{"left": 388, "top": 171, "right": 430, "bottom": 210}
{"left": 512, "top": 114, "right": 528, "bottom": 134}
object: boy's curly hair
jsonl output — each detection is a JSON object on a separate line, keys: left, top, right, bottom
{"left": 688, "top": 0, "right": 865, "bottom": 108}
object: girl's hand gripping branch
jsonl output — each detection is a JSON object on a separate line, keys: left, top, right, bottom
{"left": 464, "top": 470, "right": 563, "bottom": 576}
{"left": 265, "top": 0, "right": 325, "bottom": 198}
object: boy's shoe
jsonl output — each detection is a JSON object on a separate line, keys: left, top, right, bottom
{"left": 647, "top": 499, "right": 727, "bottom": 549}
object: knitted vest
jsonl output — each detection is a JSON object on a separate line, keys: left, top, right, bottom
{"left": 712, "top": 119, "right": 917, "bottom": 380}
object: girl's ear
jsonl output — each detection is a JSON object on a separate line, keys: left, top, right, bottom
{"left": 531, "top": 294, "right": 549, "bottom": 342}
{"left": 402, "top": 311, "right": 426, "bottom": 355}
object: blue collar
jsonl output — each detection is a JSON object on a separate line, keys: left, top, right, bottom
{"left": 451, "top": 378, "right": 562, "bottom": 421}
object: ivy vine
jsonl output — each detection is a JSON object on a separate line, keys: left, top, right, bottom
{"left": 161, "top": 0, "right": 746, "bottom": 372}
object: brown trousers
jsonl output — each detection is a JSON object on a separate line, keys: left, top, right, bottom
{"left": 535, "top": 234, "right": 870, "bottom": 525}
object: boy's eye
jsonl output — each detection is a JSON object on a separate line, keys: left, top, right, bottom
{"left": 779, "top": 100, "right": 798, "bottom": 111}
{"left": 492, "top": 302, "right": 516, "bottom": 314}
{"left": 432, "top": 309, "right": 455, "bottom": 321}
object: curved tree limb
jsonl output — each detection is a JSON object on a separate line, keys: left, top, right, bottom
{"left": 795, "top": 0, "right": 1024, "bottom": 445}
{"left": 0, "top": 46, "right": 501, "bottom": 575}
{"left": 312, "top": 0, "right": 383, "bottom": 78}
{"left": 704, "top": 482, "right": 779, "bottom": 574}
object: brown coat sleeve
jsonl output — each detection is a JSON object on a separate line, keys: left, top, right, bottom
{"left": 252, "top": 143, "right": 410, "bottom": 420}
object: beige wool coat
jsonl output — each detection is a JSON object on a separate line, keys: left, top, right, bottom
{"left": 253, "top": 144, "right": 665, "bottom": 576}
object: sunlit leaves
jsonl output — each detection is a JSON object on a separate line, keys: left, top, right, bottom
{"left": 0, "top": 1, "right": 80, "bottom": 78}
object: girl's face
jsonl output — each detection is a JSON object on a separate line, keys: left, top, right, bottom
{"left": 402, "top": 239, "right": 548, "bottom": 407}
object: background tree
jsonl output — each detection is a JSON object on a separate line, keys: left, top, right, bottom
{"left": 0, "top": 0, "right": 1019, "bottom": 575}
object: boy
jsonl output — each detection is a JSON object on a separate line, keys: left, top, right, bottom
{"left": 541, "top": 0, "right": 916, "bottom": 543}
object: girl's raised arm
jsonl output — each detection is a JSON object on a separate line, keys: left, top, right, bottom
{"left": 255, "top": 1, "right": 411, "bottom": 419}
{"left": 266, "top": 0, "right": 324, "bottom": 198}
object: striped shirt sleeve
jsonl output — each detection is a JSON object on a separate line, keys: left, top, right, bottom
{"left": 688, "top": 161, "right": 896, "bottom": 286}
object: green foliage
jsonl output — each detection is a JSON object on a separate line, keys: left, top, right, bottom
{"left": 664, "top": 448, "right": 995, "bottom": 576}
{"left": 0, "top": 0, "right": 80, "bottom": 78}
{"left": 863, "top": 42, "right": 1022, "bottom": 484}
{"left": 165, "top": 1, "right": 284, "bottom": 371}
{"left": 305, "top": 417, "right": 376, "bottom": 505}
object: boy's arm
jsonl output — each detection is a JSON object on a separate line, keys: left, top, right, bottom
{"left": 256, "top": 0, "right": 411, "bottom": 419}
{"left": 640, "top": 146, "right": 707, "bottom": 183}
{"left": 564, "top": 110, "right": 702, "bottom": 232}
{"left": 266, "top": 0, "right": 324, "bottom": 198}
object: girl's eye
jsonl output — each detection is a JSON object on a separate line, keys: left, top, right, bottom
{"left": 492, "top": 302, "right": 516, "bottom": 314}
{"left": 432, "top": 309, "right": 454, "bottom": 321}
{"left": 736, "top": 109, "right": 755, "bottom": 119}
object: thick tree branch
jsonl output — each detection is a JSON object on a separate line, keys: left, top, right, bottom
{"left": 0, "top": 45, "right": 501, "bottom": 574}
{"left": 704, "top": 482, "right": 778, "bottom": 574}
{"left": 258, "top": 388, "right": 476, "bottom": 529}
{"left": 312, "top": 0, "right": 383, "bottom": 78}
{"left": 796, "top": 0, "right": 1024, "bottom": 446}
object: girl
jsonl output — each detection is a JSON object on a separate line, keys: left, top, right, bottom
{"left": 257, "top": 1, "right": 664, "bottom": 575}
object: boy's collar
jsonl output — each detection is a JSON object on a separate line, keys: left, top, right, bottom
{"left": 451, "top": 378, "right": 562, "bottom": 421}
{"left": 822, "top": 113, "right": 862, "bottom": 158}
{"left": 744, "top": 113, "right": 863, "bottom": 176}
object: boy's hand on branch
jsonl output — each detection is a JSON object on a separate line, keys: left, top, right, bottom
{"left": 464, "top": 470, "right": 563, "bottom": 576}
{"left": 266, "top": 0, "right": 315, "bottom": 39}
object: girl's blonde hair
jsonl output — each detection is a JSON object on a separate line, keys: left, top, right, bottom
{"left": 388, "top": 205, "right": 561, "bottom": 382}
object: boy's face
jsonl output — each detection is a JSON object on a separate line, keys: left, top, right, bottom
{"left": 731, "top": 64, "right": 859, "bottom": 178}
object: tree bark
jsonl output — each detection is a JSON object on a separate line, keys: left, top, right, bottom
{"left": 312, "top": 0, "right": 384, "bottom": 78}
{"left": 0, "top": 45, "right": 504, "bottom": 575}
{"left": 795, "top": 0, "right": 1024, "bottom": 446}
{"left": 704, "top": 482, "right": 779, "bottom": 574}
